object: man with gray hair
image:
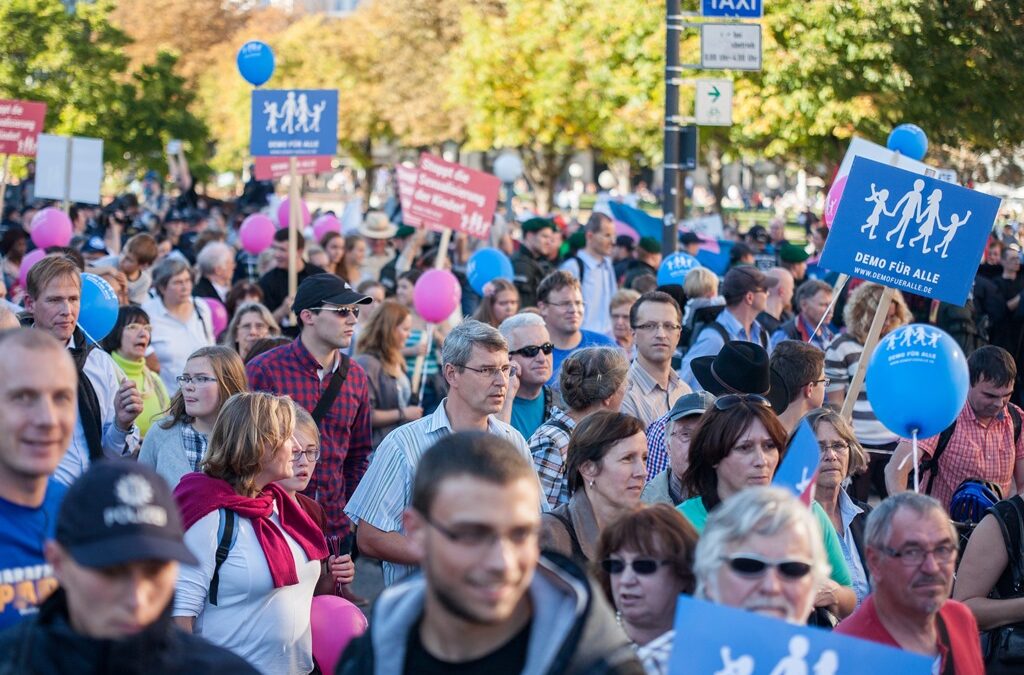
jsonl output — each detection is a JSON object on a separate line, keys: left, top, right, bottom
{"left": 346, "top": 319, "right": 534, "bottom": 586}
{"left": 498, "top": 312, "right": 556, "bottom": 439}
{"left": 836, "top": 492, "right": 984, "bottom": 671}
{"left": 192, "top": 241, "right": 236, "bottom": 303}
{"left": 694, "top": 487, "right": 830, "bottom": 625}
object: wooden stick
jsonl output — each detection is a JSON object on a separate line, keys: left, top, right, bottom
{"left": 410, "top": 325, "right": 434, "bottom": 397}
{"left": 288, "top": 157, "right": 300, "bottom": 324}
{"left": 841, "top": 286, "right": 895, "bottom": 420}
{"left": 63, "top": 136, "right": 73, "bottom": 214}
{"left": 433, "top": 227, "right": 452, "bottom": 269}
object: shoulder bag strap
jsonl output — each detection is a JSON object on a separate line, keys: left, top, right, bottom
{"left": 934, "top": 613, "right": 956, "bottom": 675}
{"left": 209, "top": 508, "right": 237, "bottom": 606}
{"left": 548, "top": 510, "right": 585, "bottom": 561}
{"left": 923, "top": 421, "right": 958, "bottom": 495}
{"left": 311, "top": 353, "right": 350, "bottom": 426}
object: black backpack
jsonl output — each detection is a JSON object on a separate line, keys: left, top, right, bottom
{"left": 681, "top": 304, "right": 767, "bottom": 356}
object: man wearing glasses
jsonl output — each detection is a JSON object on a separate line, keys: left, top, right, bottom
{"left": 537, "top": 271, "right": 616, "bottom": 393}
{"left": 345, "top": 320, "right": 536, "bottom": 587}
{"left": 836, "top": 493, "right": 984, "bottom": 672}
{"left": 621, "top": 291, "right": 691, "bottom": 426}
{"left": 338, "top": 432, "right": 642, "bottom": 674}
{"left": 498, "top": 313, "right": 556, "bottom": 440}
{"left": 768, "top": 340, "right": 828, "bottom": 433}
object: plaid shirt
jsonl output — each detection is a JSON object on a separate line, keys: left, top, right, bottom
{"left": 645, "top": 413, "right": 670, "bottom": 481}
{"left": 528, "top": 407, "right": 575, "bottom": 508}
{"left": 246, "top": 338, "right": 372, "bottom": 538}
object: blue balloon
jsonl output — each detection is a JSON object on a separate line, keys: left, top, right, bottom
{"left": 657, "top": 252, "right": 702, "bottom": 286}
{"left": 79, "top": 273, "right": 119, "bottom": 342}
{"left": 467, "top": 247, "right": 514, "bottom": 296}
{"left": 236, "top": 40, "right": 275, "bottom": 87}
{"left": 865, "top": 324, "right": 968, "bottom": 438}
{"left": 886, "top": 124, "right": 928, "bottom": 161}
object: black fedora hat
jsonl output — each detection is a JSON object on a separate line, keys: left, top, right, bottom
{"left": 692, "top": 342, "right": 789, "bottom": 412}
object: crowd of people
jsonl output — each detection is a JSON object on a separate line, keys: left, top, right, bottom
{"left": 1, "top": 168, "right": 1024, "bottom": 675}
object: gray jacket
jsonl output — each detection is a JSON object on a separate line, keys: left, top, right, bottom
{"left": 336, "top": 554, "right": 643, "bottom": 675}
{"left": 137, "top": 420, "right": 203, "bottom": 490}
{"left": 640, "top": 469, "right": 683, "bottom": 507}
{"left": 354, "top": 353, "right": 403, "bottom": 449}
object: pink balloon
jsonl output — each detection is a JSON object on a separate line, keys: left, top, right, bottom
{"left": 19, "top": 249, "right": 48, "bottom": 289}
{"left": 310, "top": 596, "right": 367, "bottom": 674}
{"left": 613, "top": 219, "right": 639, "bottom": 242}
{"left": 201, "top": 297, "right": 229, "bottom": 337}
{"left": 823, "top": 175, "right": 848, "bottom": 227}
{"left": 30, "top": 208, "right": 73, "bottom": 249}
{"left": 277, "top": 198, "right": 311, "bottom": 230}
{"left": 414, "top": 269, "right": 462, "bottom": 324}
{"left": 313, "top": 214, "right": 342, "bottom": 242}
{"left": 239, "top": 214, "right": 276, "bottom": 254}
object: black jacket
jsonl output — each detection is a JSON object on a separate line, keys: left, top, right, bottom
{"left": 512, "top": 245, "right": 554, "bottom": 308}
{"left": 193, "top": 276, "right": 225, "bottom": 303}
{"left": 0, "top": 590, "right": 258, "bottom": 675}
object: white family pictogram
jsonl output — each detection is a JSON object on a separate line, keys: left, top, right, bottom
{"left": 714, "top": 637, "right": 840, "bottom": 675}
{"left": 857, "top": 179, "right": 970, "bottom": 258}
{"left": 263, "top": 92, "right": 328, "bottom": 135}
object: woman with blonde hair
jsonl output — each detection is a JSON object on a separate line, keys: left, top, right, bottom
{"left": 173, "top": 392, "right": 327, "bottom": 675}
{"left": 222, "top": 302, "right": 281, "bottom": 361}
{"left": 139, "top": 345, "right": 249, "bottom": 489}
{"left": 824, "top": 282, "right": 911, "bottom": 500}
{"left": 355, "top": 300, "right": 423, "bottom": 447}
{"left": 472, "top": 278, "right": 520, "bottom": 327}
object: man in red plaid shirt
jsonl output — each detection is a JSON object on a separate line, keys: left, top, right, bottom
{"left": 247, "top": 274, "right": 373, "bottom": 540}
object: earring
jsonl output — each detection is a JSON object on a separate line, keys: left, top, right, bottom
{"left": 589, "top": 480, "right": 594, "bottom": 488}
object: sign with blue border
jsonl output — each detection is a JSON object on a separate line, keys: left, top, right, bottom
{"left": 702, "top": 0, "right": 763, "bottom": 18}
{"left": 250, "top": 89, "right": 338, "bottom": 157}
{"left": 820, "top": 156, "right": 1000, "bottom": 306}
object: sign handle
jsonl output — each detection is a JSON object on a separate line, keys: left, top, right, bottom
{"left": 410, "top": 323, "right": 435, "bottom": 397}
{"left": 840, "top": 286, "right": 895, "bottom": 420}
{"left": 808, "top": 273, "right": 848, "bottom": 344}
{"left": 433, "top": 227, "right": 452, "bottom": 269}
{"left": 63, "top": 136, "right": 73, "bottom": 214}
{"left": 287, "top": 156, "right": 300, "bottom": 325}
{"left": 0, "top": 154, "right": 8, "bottom": 225}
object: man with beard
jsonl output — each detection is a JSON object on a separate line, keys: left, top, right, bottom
{"left": 499, "top": 313, "right": 555, "bottom": 440}
{"left": 836, "top": 493, "right": 984, "bottom": 672}
{"left": 338, "top": 432, "right": 642, "bottom": 674}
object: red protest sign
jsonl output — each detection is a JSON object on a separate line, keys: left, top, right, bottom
{"left": 395, "top": 165, "right": 422, "bottom": 227}
{"left": 406, "top": 153, "right": 500, "bottom": 239}
{"left": 253, "top": 155, "right": 333, "bottom": 181}
{"left": 0, "top": 99, "right": 47, "bottom": 156}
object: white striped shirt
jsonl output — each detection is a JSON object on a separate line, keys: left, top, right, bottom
{"left": 344, "top": 398, "right": 532, "bottom": 586}
{"left": 824, "top": 333, "right": 898, "bottom": 447}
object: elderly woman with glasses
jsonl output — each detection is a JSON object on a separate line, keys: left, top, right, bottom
{"left": 100, "top": 304, "right": 170, "bottom": 439}
{"left": 595, "top": 504, "right": 698, "bottom": 674}
{"left": 678, "top": 394, "right": 857, "bottom": 620}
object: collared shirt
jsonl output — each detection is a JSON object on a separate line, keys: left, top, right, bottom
{"left": 560, "top": 249, "right": 616, "bottom": 336}
{"left": 645, "top": 413, "right": 669, "bottom": 480}
{"left": 56, "top": 341, "right": 135, "bottom": 486}
{"left": 836, "top": 489, "right": 870, "bottom": 606}
{"left": 528, "top": 407, "right": 576, "bottom": 508}
{"left": 142, "top": 297, "right": 215, "bottom": 393}
{"left": 344, "top": 399, "right": 531, "bottom": 586}
{"left": 620, "top": 360, "right": 691, "bottom": 427}
{"left": 679, "top": 308, "right": 767, "bottom": 391}
{"left": 247, "top": 339, "right": 372, "bottom": 538}
{"left": 915, "top": 402, "right": 1024, "bottom": 509}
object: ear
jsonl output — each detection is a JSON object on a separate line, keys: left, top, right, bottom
{"left": 864, "top": 546, "right": 883, "bottom": 580}
{"left": 403, "top": 509, "right": 427, "bottom": 560}
{"left": 23, "top": 294, "right": 34, "bottom": 314}
{"left": 44, "top": 541, "right": 66, "bottom": 583}
{"left": 579, "top": 460, "right": 600, "bottom": 481}
{"left": 442, "top": 362, "right": 458, "bottom": 388}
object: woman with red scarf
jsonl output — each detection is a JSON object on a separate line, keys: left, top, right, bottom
{"left": 172, "top": 392, "right": 328, "bottom": 675}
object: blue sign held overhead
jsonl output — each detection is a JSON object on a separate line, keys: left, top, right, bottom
{"left": 250, "top": 89, "right": 338, "bottom": 157}
{"left": 669, "top": 596, "right": 933, "bottom": 675}
{"left": 702, "top": 0, "right": 763, "bottom": 18}
{"left": 657, "top": 252, "right": 702, "bottom": 287}
{"left": 773, "top": 420, "right": 821, "bottom": 504}
{"left": 820, "top": 156, "right": 1001, "bottom": 306}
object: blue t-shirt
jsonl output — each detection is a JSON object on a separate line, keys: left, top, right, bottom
{"left": 0, "top": 479, "right": 66, "bottom": 630}
{"left": 511, "top": 392, "right": 547, "bottom": 441}
{"left": 547, "top": 329, "right": 617, "bottom": 387}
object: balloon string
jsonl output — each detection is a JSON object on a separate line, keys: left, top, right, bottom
{"left": 77, "top": 322, "right": 99, "bottom": 347}
{"left": 912, "top": 428, "right": 920, "bottom": 493}
{"left": 808, "top": 274, "right": 848, "bottom": 344}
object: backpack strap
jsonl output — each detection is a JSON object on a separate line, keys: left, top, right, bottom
{"left": 311, "top": 354, "right": 350, "bottom": 426}
{"left": 209, "top": 508, "right": 237, "bottom": 606}
{"left": 547, "top": 510, "right": 586, "bottom": 563}
{"left": 1010, "top": 405, "right": 1022, "bottom": 444}
{"left": 921, "top": 420, "right": 958, "bottom": 495}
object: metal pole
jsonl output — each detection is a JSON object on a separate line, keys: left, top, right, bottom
{"left": 504, "top": 181, "right": 514, "bottom": 220}
{"left": 661, "top": 0, "right": 681, "bottom": 256}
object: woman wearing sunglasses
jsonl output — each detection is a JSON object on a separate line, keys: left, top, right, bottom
{"left": 594, "top": 504, "right": 698, "bottom": 674}
{"left": 540, "top": 411, "right": 647, "bottom": 567}
{"left": 354, "top": 300, "right": 424, "bottom": 448}
{"left": 678, "top": 394, "right": 857, "bottom": 620}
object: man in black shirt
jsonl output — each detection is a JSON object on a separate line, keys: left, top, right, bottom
{"left": 259, "top": 227, "right": 327, "bottom": 336}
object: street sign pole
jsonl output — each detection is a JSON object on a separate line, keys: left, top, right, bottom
{"left": 662, "top": 0, "right": 682, "bottom": 257}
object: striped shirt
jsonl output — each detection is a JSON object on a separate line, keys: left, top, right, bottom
{"left": 344, "top": 399, "right": 531, "bottom": 586}
{"left": 620, "top": 360, "right": 690, "bottom": 427}
{"left": 824, "top": 333, "right": 898, "bottom": 447}
{"left": 528, "top": 407, "right": 576, "bottom": 508}
{"left": 404, "top": 328, "right": 439, "bottom": 376}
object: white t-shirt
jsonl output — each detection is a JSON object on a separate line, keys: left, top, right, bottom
{"left": 174, "top": 507, "right": 320, "bottom": 675}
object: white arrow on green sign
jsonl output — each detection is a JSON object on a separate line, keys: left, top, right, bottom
{"left": 695, "top": 79, "right": 733, "bottom": 127}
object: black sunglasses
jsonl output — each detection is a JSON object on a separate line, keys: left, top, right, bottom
{"left": 724, "top": 554, "right": 813, "bottom": 580}
{"left": 510, "top": 342, "right": 554, "bottom": 358}
{"left": 600, "top": 558, "right": 668, "bottom": 575}
{"left": 714, "top": 393, "right": 771, "bottom": 411}
{"left": 310, "top": 306, "right": 360, "bottom": 318}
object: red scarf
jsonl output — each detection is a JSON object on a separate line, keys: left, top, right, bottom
{"left": 174, "top": 472, "right": 328, "bottom": 588}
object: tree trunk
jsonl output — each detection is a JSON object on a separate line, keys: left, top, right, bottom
{"left": 522, "top": 145, "right": 569, "bottom": 215}
{"left": 705, "top": 142, "right": 724, "bottom": 211}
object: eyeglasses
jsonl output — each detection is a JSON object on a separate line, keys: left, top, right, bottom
{"left": 176, "top": 375, "right": 217, "bottom": 386}
{"left": 714, "top": 394, "right": 771, "bottom": 411}
{"left": 510, "top": 342, "right": 554, "bottom": 358}
{"left": 818, "top": 440, "right": 850, "bottom": 455}
{"left": 422, "top": 514, "right": 540, "bottom": 550}
{"left": 723, "top": 554, "right": 813, "bottom": 580}
{"left": 291, "top": 448, "right": 321, "bottom": 462}
{"left": 601, "top": 558, "right": 669, "bottom": 575}
{"left": 545, "top": 300, "right": 585, "bottom": 310}
{"left": 125, "top": 323, "right": 152, "bottom": 334}
{"left": 310, "top": 306, "right": 360, "bottom": 318}
{"left": 807, "top": 377, "right": 831, "bottom": 388}
{"left": 882, "top": 543, "right": 957, "bottom": 567}
{"left": 633, "top": 322, "right": 683, "bottom": 333}
{"left": 459, "top": 363, "right": 512, "bottom": 379}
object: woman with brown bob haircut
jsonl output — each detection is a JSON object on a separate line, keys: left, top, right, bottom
{"left": 595, "top": 504, "right": 698, "bottom": 674}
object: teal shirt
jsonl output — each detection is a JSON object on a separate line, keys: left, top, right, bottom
{"left": 678, "top": 496, "right": 853, "bottom": 587}
{"left": 510, "top": 392, "right": 546, "bottom": 441}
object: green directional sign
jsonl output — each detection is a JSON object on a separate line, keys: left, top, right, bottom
{"left": 695, "top": 79, "right": 733, "bottom": 127}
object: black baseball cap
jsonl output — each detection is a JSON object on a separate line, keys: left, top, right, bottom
{"left": 56, "top": 461, "right": 198, "bottom": 568}
{"left": 680, "top": 231, "right": 702, "bottom": 246}
{"left": 292, "top": 273, "right": 373, "bottom": 314}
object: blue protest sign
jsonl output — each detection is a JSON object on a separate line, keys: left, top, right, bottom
{"left": 669, "top": 596, "right": 932, "bottom": 674}
{"left": 702, "top": 0, "right": 763, "bottom": 18}
{"left": 695, "top": 239, "right": 732, "bottom": 276}
{"left": 773, "top": 420, "right": 820, "bottom": 504}
{"left": 820, "top": 156, "right": 1000, "bottom": 306}
{"left": 250, "top": 89, "right": 338, "bottom": 157}
{"left": 657, "top": 252, "right": 702, "bottom": 286}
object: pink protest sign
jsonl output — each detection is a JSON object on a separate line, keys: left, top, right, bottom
{"left": 395, "top": 165, "right": 423, "bottom": 227}
{"left": 253, "top": 155, "right": 333, "bottom": 181}
{"left": 406, "top": 153, "right": 500, "bottom": 238}
{"left": 0, "top": 99, "right": 47, "bottom": 156}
